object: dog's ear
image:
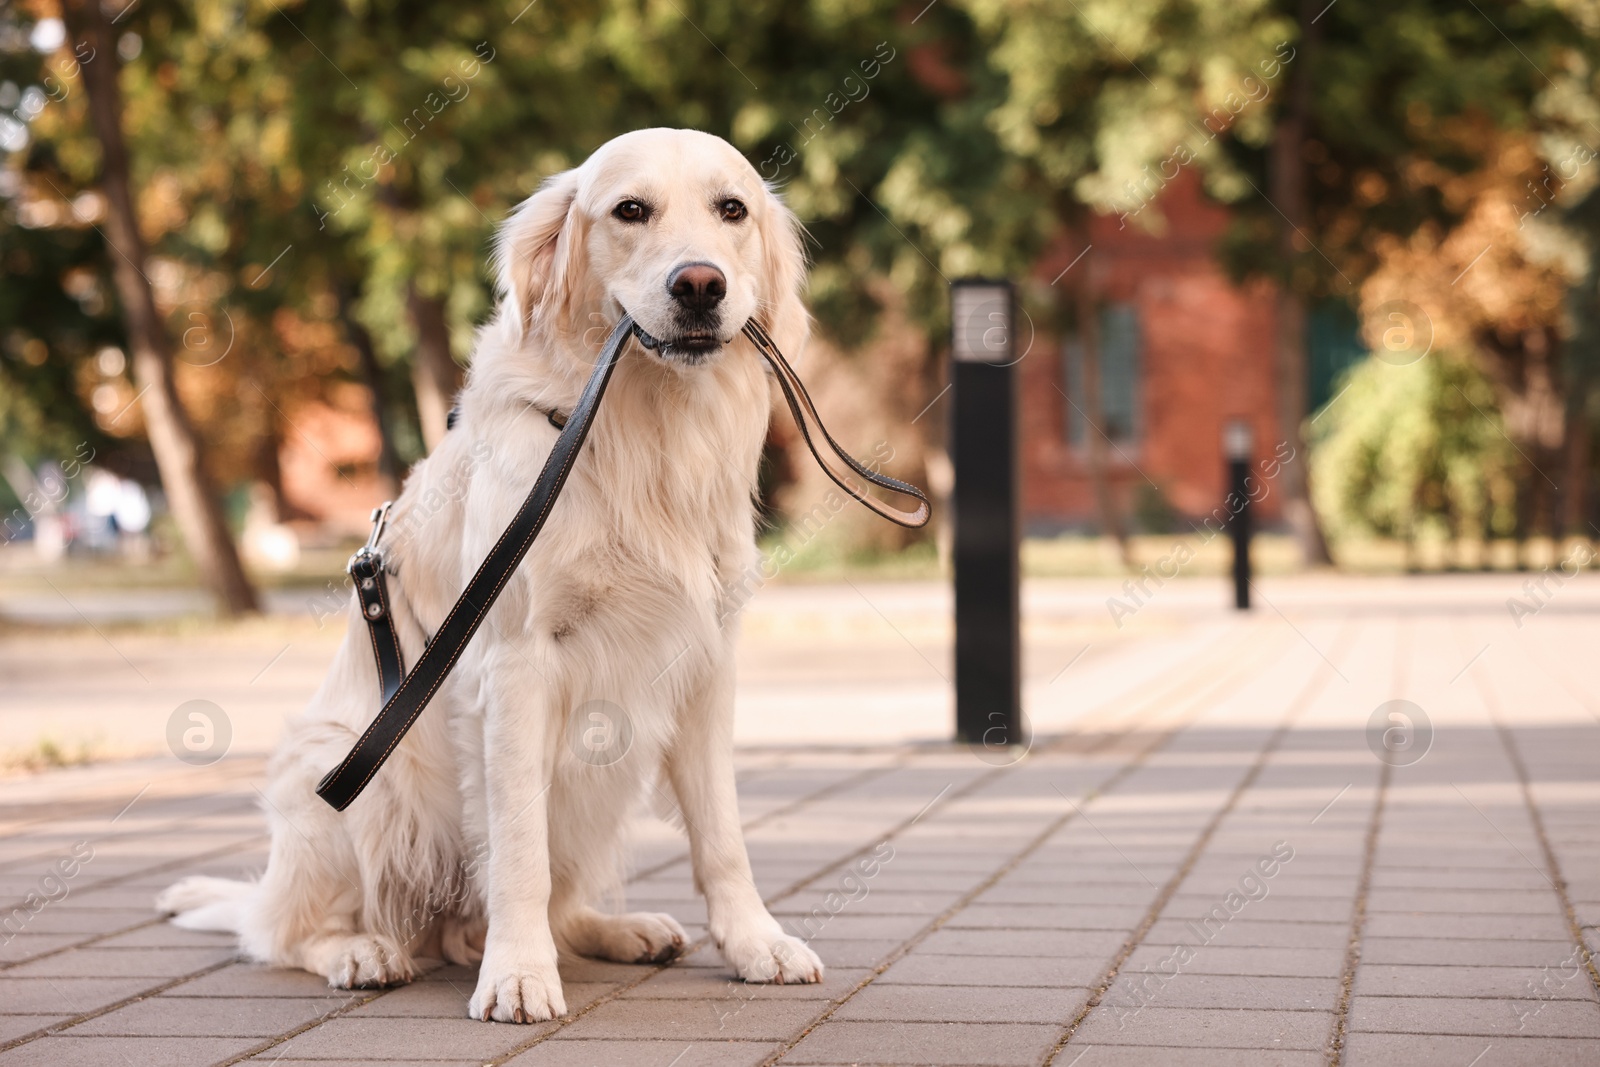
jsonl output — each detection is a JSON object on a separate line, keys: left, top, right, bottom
{"left": 494, "top": 168, "right": 583, "bottom": 341}
{"left": 757, "top": 183, "right": 810, "bottom": 362}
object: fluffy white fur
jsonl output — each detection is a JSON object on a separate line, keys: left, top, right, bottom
{"left": 157, "top": 129, "right": 821, "bottom": 1023}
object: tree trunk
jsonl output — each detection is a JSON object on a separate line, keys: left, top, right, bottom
{"left": 1075, "top": 264, "right": 1133, "bottom": 567}
{"left": 1269, "top": 0, "right": 1336, "bottom": 568}
{"left": 407, "top": 286, "right": 461, "bottom": 452}
{"left": 338, "top": 282, "right": 404, "bottom": 496}
{"left": 61, "top": 0, "right": 258, "bottom": 615}
{"left": 250, "top": 412, "right": 301, "bottom": 521}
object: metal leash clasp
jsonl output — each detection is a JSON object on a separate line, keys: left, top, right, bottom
{"left": 347, "top": 501, "right": 393, "bottom": 596}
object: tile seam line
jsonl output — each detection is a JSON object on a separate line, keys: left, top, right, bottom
{"left": 1339, "top": 1028, "right": 1600, "bottom": 1038}
{"left": 757, "top": 621, "right": 1297, "bottom": 1067}
{"left": 1297, "top": 991, "right": 1598, "bottom": 1002}
{"left": 1043, "top": 619, "right": 1360, "bottom": 1066}
{"left": 1325, "top": 614, "right": 1412, "bottom": 1066}
{"left": 487, "top": 619, "right": 1282, "bottom": 1066}
{"left": 1322, "top": 759, "right": 1390, "bottom": 1067}
{"left": 1459, "top": 620, "right": 1600, "bottom": 1005}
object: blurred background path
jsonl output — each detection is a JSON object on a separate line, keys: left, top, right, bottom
{"left": 2, "top": 570, "right": 1594, "bottom": 764}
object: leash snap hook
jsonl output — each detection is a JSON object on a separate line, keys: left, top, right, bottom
{"left": 347, "top": 501, "right": 393, "bottom": 583}
{"left": 364, "top": 502, "right": 392, "bottom": 554}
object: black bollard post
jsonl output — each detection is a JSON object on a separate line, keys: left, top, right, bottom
{"left": 1224, "top": 419, "right": 1252, "bottom": 610}
{"left": 950, "top": 279, "right": 1022, "bottom": 751}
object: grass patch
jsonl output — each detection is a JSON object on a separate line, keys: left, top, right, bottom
{"left": 1, "top": 736, "right": 104, "bottom": 775}
{"left": 761, "top": 533, "right": 942, "bottom": 582}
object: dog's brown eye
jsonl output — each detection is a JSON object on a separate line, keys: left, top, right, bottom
{"left": 613, "top": 199, "right": 649, "bottom": 223}
{"left": 720, "top": 198, "right": 748, "bottom": 222}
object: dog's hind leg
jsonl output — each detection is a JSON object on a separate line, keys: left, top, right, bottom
{"left": 246, "top": 723, "right": 417, "bottom": 989}
{"left": 556, "top": 905, "right": 687, "bottom": 964}
{"left": 439, "top": 912, "right": 487, "bottom": 965}
{"left": 156, "top": 875, "right": 254, "bottom": 933}
{"left": 546, "top": 744, "right": 688, "bottom": 967}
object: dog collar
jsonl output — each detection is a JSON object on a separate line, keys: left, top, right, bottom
{"left": 447, "top": 404, "right": 565, "bottom": 433}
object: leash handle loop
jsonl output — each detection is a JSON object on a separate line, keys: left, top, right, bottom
{"left": 743, "top": 321, "right": 932, "bottom": 529}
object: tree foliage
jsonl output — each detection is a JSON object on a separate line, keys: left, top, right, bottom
{"left": 3, "top": 0, "right": 1599, "bottom": 552}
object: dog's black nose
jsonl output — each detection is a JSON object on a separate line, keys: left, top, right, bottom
{"left": 668, "top": 263, "right": 726, "bottom": 311}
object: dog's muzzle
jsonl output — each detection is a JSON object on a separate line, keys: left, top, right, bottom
{"left": 631, "top": 322, "right": 725, "bottom": 362}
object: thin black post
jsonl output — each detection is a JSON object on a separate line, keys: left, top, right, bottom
{"left": 1225, "top": 419, "right": 1253, "bottom": 610}
{"left": 951, "top": 279, "right": 1021, "bottom": 750}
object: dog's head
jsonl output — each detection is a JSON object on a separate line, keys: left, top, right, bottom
{"left": 495, "top": 128, "right": 807, "bottom": 366}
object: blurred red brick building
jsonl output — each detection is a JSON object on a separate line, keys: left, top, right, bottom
{"left": 1020, "top": 171, "right": 1358, "bottom": 534}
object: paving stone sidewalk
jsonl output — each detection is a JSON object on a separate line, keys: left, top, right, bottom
{"left": 2, "top": 578, "right": 1599, "bottom": 1065}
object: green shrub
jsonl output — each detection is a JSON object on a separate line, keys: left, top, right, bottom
{"left": 1311, "top": 352, "right": 1517, "bottom": 543}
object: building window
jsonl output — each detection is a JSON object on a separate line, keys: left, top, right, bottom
{"left": 1064, "top": 302, "right": 1142, "bottom": 447}
{"left": 1308, "top": 298, "right": 1367, "bottom": 412}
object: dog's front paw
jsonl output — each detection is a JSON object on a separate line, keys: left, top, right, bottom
{"left": 468, "top": 957, "right": 566, "bottom": 1023}
{"left": 721, "top": 927, "right": 823, "bottom": 985}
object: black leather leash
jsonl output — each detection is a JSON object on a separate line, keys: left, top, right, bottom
{"left": 319, "top": 316, "right": 930, "bottom": 811}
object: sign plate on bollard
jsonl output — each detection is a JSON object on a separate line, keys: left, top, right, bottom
{"left": 950, "top": 279, "right": 1023, "bottom": 757}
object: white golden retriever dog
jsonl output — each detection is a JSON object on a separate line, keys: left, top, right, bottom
{"left": 158, "top": 128, "right": 823, "bottom": 1022}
